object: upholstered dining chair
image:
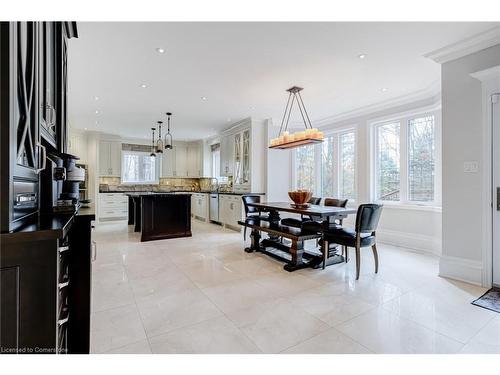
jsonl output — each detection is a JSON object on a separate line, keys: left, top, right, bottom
{"left": 321, "top": 203, "right": 383, "bottom": 278}
{"left": 241, "top": 195, "right": 270, "bottom": 240}
{"left": 280, "top": 197, "right": 322, "bottom": 228}
{"left": 299, "top": 198, "right": 348, "bottom": 255}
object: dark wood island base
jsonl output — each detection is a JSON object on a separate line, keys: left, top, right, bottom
{"left": 127, "top": 193, "right": 192, "bottom": 242}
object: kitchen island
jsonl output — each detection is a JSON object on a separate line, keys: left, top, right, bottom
{"left": 127, "top": 193, "right": 192, "bottom": 242}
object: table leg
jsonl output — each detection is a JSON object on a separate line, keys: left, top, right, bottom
{"left": 245, "top": 227, "right": 261, "bottom": 253}
{"left": 267, "top": 209, "right": 281, "bottom": 242}
{"left": 284, "top": 239, "right": 305, "bottom": 271}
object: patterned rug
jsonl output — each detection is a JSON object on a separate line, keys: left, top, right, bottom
{"left": 472, "top": 288, "right": 500, "bottom": 313}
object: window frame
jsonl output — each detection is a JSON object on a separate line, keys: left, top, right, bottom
{"left": 121, "top": 150, "right": 160, "bottom": 185}
{"left": 369, "top": 107, "right": 441, "bottom": 207}
{"left": 291, "top": 126, "right": 357, "bottom": 202}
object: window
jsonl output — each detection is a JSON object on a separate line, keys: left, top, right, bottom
{"left": 372, "top": 112, "right": 438, "bottom": 205}
{"left": 339, "top": 132, "right": 356, "bottom": 199}
{"left": 294, "top": 129, "right": 356, "bottom": 200}
{"left": 121, "top": 151, "right": 158, "bottom": 184}
{"left": 375, "top": 122, "right": 401, "bottom": 201}
{"left": 295, "top": 144, "right": 316, "bottom": 192}
{"left": 408, "top": 116, "right": 435, "bottom": 202}
{"left": 321, "top": 135, "right": 335, "bottom": 197}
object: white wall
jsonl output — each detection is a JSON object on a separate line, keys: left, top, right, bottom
{"left": 266, "top": 120, "right": 293, "bottom": 202}
{"left": 266, "top": 96, "right": 443, "bottom": 255}
{"left": 439, "top": 44, "right": 500, "bottom": 285}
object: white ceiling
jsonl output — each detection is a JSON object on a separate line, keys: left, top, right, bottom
{"left": 68, "top": 22, "right": 498, "bottom": 140}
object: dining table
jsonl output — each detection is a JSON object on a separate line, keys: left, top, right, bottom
{"left": 238, "top": 201, "right": 357, "bottom": 271}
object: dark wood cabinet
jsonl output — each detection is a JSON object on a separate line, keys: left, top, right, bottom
{"left": 1, "top": 21, "right": 77, "bottom": 233}
{"left": 38, "top": 22, "right": 58, "bottom": 147}
{"left": 0, "top": 211, "right": 94, "bottom": 354}
{"left": 1, "top": 21, "right": 85, "bottom": 354}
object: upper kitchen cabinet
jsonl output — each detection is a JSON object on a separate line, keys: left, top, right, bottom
{"left": 1, "top": 22, "right": 77, "bottom": 232}
{"left": 160, "top": 141, "right": 201, "bottom": 178}
{"left": 220, "top": 133, "right": 235, "bottom": 177}
{"left": 38, "top": 22, "right": 58, "bottom": 148}
{"left": 38, "top": 22, "right": 76, "bottom": 151}
{"left": 67, "top": 129, "right": 88, "bottom": 163}
{"left": 173, "top": 142, "right": 188, "bottom": 177}
{"left": 99, "top": 140, "right": 121, "bottom": 177}
{"left": 220, "top": 118, "right": 266, "bottom": 193}
{"left": 187, "top": 141, "right": 202, "bottom": 178}
{"left": 161, "top": 148, "right": 175, "bottom": 177}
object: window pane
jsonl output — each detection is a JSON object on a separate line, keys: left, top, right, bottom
{"left": 376, "top": 122, "right": 400, "bottom": 201}
{"left": 295, "top": 144, "right": 315, "bottom": 192}
{"left": 339, "top": 132, "right": 355, "bottom": 199}
{"left": 321, "top": 135, "right": 335, "bottom": 197}
{"left": 408, "top": 115, "right": 435, "bottom": 202}
{"left": 122, "top": 152, "right": 156, "bottom": 183}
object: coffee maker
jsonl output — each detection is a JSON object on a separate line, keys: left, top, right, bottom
{"left": 40, "top": 152, "right": 86, "bottom": 213}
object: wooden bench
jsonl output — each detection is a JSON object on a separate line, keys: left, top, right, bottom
{"left": 238, "top": 217, "right": 324, "bottom": 271}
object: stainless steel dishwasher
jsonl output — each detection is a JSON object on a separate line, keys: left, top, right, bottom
{"left": 209, "top": 193, "right": 219, "bottom": 222}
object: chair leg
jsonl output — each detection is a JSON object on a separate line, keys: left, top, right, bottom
{"left": 244, "top": 226, "right": 247, "bottom": 241}
{"left": 355, "top": 245, "right": 361, "bottom": 280}
{"left": 344, "top": 246, "right": 349, "bottom": 263}
{"left": 322, "top": 240, "right": 328, "bottom": 270}
{"left": 371, "top": 244, "right": 379, "bottom": 274}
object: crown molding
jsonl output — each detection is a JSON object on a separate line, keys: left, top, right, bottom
{"left": 424, "top": 26, "right": 500, "bottom": 64}
{"left": 470, "top": 65, "right": 500, "bottom": 82}
{"left": 310, "top": 81, "right": 440, "bottom": 129}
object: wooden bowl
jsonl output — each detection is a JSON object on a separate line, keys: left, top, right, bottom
{"left": 288, "top": 190, "right": 313, "bottom": 206}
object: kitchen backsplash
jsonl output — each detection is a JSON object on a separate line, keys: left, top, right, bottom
{"left": 98, "top": 177, "right": 218, "bottom": 192}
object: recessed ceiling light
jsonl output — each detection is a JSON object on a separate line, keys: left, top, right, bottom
{"left": 156, "top": 48, "right": 165, "bottom": 54}
{"left": 95, "top": 110, "right": 99, "bottom": 114}
{"left": 201, "top": 96, "right": 207, "bottom": 101}
{"left": 84, "top": 127, "right": 88, "bottom": 130}
{"left": 94, "top": 96, "right": 99, "bottom": 101}
{"left": 140, "top": 84, "right": 147, "bottom": 88}
{"left": 381, "top": 88, "right": 388, "bottom": 92}
{"left": 358, "top": 54, "right": 367, "bottom": 59}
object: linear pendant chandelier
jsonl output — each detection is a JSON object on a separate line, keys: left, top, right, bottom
{"left": 269, "top": 86, "right": 324, "bottom": 149}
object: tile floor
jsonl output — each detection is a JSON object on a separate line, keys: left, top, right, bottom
{"left": 90, "top": 220, "right": 500, "bottom": 354}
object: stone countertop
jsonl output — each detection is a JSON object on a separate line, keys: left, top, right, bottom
{"left": 0, "top": 206, "right": 95, "bottom": 243}
{"left": 100, "top": 190, "right": 265, "bottom": 195}
{"left": 125, "top": 192, "right": 192, "bottom": 197}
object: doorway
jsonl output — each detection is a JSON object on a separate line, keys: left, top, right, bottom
{"left": 493, "top": 93, "right": 500, "bottom": 287}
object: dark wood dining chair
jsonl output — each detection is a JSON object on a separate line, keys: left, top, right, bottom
{"left": 322, "top": 204, "right": 383, "bottom": 278}
{"left": 241, "top": 195, "right": 270, "bottom": 240}
{"left": 280, "top": 197, "right": 322, "bottom": 228}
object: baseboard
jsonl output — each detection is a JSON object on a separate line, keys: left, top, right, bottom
{"left": 376, "top": 228, "right": 441, "bottom": 256}
{"left": 439, "top": 255, "right": 483, "bottom": 286}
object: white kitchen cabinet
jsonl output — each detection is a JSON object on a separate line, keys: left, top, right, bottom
{"left": 191, "top": 193, "right": 208, "bottom": 221}
{"left": 99, "top": 193, "right": 128, "bottom": 221}
{"left": 161, "top": 148, "right": 175, "bottom": 177}
{"left": 218, "top": 194, "right": 242, "bottom": 231}
{"left": 99, "top": 140, "right": 121, "bottom": 177}
{"left": 220, "top": 134, "right": 234, "bottom": 177}
{"left": 68, "top": 131, "right": 88, "bottom": 163}
{"left": 187, "top": 142, "right": 201, "bottom": 177}
{"left": 173, "top": 143, "right": 187, "bottom": 177}
{"left": 220, "top": 118, "right": 265, "bottom": 194}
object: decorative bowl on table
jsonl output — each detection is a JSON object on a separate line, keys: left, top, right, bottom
{"left": 288, "top": 190, "right": 312, "bottom": 208}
